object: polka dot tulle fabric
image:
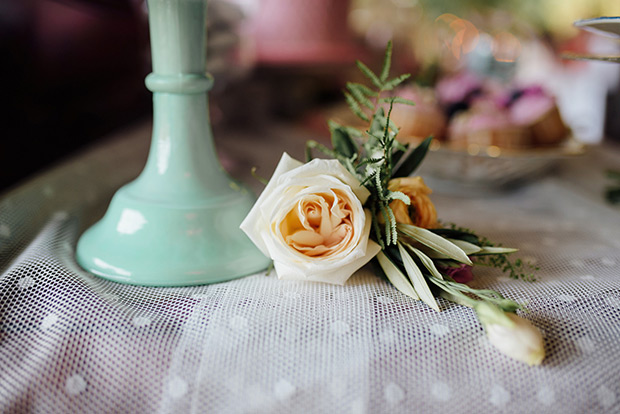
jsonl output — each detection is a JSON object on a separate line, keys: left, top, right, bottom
{"left": 1, "top": 126, "right": 620, "bottom": 413}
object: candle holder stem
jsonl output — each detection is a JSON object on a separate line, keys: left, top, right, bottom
{"left": 76, "top": 0, "right": 270, "bottom": 286}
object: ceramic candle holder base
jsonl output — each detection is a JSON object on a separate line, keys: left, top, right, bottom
{"left": 76, "top": 179, "right": 268, "bottom": 286}
{"left": 76, "top": 0, "right": 270, "bottom": 286}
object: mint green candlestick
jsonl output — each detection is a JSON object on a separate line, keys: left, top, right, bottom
{"left": 76, "top": 0, "right": 270, "bottom": 286}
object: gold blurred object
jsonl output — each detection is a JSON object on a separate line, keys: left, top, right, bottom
{"left": 561, "top": 53, "right": 620, "bottom": 63}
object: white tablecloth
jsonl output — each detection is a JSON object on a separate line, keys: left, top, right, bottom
{"left": 1, "top": 122, "right": 619, "bottom": 413}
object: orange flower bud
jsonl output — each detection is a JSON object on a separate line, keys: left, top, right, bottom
{"left": 388, "top": 177, "right": 438, "bottom": 229}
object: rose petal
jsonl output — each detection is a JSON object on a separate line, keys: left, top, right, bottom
{"left": 277, "top": 158, "right": 370, "bottom": 204}
{"left": 273, "top": 210, "right": 381, "bottom": 284}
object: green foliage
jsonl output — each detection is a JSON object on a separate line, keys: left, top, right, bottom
{"left": 305, "top": 41, "right": 535, "bottom": 315}
{"left": 392, "top": 136, "right": 433, "bottom": 178}
{"left": 379, "top": 40, "right": 392, "bottom": 82}
{"left": 383, "top": 74, "right": 412, "bottom": 91}
{"left": 429, "top": 228, "right": 480, "bottom": 245}
{"left": 443, "top": 223, "right": 538, "bottom": 281}
{"left": 356, "top": 60, "right": 383, "bottom": 89}
{"left": 376, "top": 237, "right": 521, "bottom": 314}
{"left": 329, "top": 121, "right": 357, "bottom": 159}
{"left": 306, "top": 40, "right": 431, "bottom": 248}
{"left": 344, "top": 92, "right": 370, "bottom": 123}
{"left": 606, "top": 170, "right": 620, "bottom": 205}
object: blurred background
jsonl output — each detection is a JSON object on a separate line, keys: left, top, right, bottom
{"left": 2, "top": 0, "right": 620, "bottom": 192}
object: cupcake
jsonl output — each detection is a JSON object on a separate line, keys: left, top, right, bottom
{"left": 448, "top": 100, "right": 532, "bottom": 149}
{"left": 509, "top": 87, "right": 568, "bottom": 146}
{"left": 436, "top": 72, "right": 483, "bottom": 117}
{"left": 390, "top": 86, "right": 447, "bottom": 143}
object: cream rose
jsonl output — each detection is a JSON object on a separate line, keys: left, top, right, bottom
{"left": 240, "top": 153, "right": 381, "bottom": 285}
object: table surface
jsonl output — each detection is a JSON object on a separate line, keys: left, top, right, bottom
{"left": 1, "top": 121, "right": 620, "bottom": 413}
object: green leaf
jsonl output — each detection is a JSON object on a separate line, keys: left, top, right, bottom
{"left": 383, "top": 73, "right": 411, "bottom": 91}
{"left": 397, "top": 223, "right": 473, "bottom": 265}
{"left": 415, "top": 247, "right": 448, "bottom": 260}
{"left": 356, "top": 60, "right": 383, "bottom": 89}
{"left": 398, "top": 242, "right": 440, "bottom": 311}
{"left": 433, "top": 259, "right": 462, "bottom": 268}
{"left": 379, "top": 97, "right": 416, "bottom": 106}
{"left": 391, "top": 141, "right": 409, "bottom": 168}
{"left": 475, "top": 246, "right": 519, "bottom": 255}
{"left": 392, "top": 96, "right": 416, "bottom": 106}
{"left": 377, "top": 252, "right": 419, "bottom": 300}
{"left": 342, "top": 126, "right": 364, "bottom": 138}
{"left": 366, "top": 130, "right": 385, "bottom": 143}
{"left": 420, "top": 239, "right": 482, "bottom": 258}
{"left": 392, "top": 136, "right": 433, "bottom": 178}
{"left": 606, "top": 187, "right": 620, "bottom": 204}
{"left": 404, "top": 243, "right": 444, "bottom": 280}
{"left": 368, "top": 107, "right": 385, "bottom": 136}
{"left": 391, "top": 149, "right": 405, "bottom": 168}
{"left": 607, "top": 169, "right": 620, "bottom": 180}
{"left": 438, "top": 290, "right": 475, "bottom": 308}
{"left": 347, "top": 82, "right": 374, "bottom": 109}
{"left": 305, "top": 139, "right": 339, "bottom": 161}
{"left": 329, "top": 121, "right": 357, "bottom": 159}
{"left": 380, "top": 40, "right": 393, "bottom": 82}
{"left": 445, "top": 238, "right": 482, "bottom": 255}
{"left": 344, "top": 92, "right": 370, "bottom": 122}
{"left": 429, "top": 228, "right": 480, "bottom": 245}
{"left": 348, "top": 82, "right": 378, "bottom": 98}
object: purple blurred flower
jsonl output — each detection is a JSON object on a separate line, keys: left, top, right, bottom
{"left": 441, "top": 264, "right": 474, "bottom": 284}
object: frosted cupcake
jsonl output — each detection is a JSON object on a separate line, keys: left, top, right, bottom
{"left": 509, "top": 87, "right": 568, "bottom": 146}
{"left": 448, "top": 101, "right": 532, "bottom": 149}
{"left": 390, "top": 86, "right": 447, "bottom": 143}
{"left": 436, "top": 72, "right": 483, "bottom": 117}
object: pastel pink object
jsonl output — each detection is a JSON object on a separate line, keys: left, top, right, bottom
{"left": 510, "top": 94, "right": 555, "bottom": 126}
{"left": 436, "top": 72, "right": 482, "bottom": 105}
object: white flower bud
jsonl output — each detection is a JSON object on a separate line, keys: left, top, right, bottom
{"left": 476, "top": 303, "right": 545, "bottom": 366}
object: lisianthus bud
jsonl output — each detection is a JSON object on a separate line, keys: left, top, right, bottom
{"left": 439, "top": 263, "right": 473, "bottom": 284}
{"left": 476, "top": 302, "right": 545, "bottom": 366}
{"left": 387, "top": 177, "right": 438, "bottom": 228}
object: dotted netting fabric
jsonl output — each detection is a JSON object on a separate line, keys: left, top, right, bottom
{"left": 1, "top": 125, "right": 620, "bottom": 413}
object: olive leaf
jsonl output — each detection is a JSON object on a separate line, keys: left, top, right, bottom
{"left": 404, "top": 243, "right": 444, "bottom": 280}
{"left": 329, "top": 121, "right": 357, "bottom": 159}
{"left": 392, "top": 136, "right": 433, "bottom": 178}
{"left": 377, "top": 251, "right": 419, "bottom": 300}
{"left": 398, "top": 242, "right": 440, "bottom": 311}
{"left": 398, "top": 223, "right": 472, "bottom": 265}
